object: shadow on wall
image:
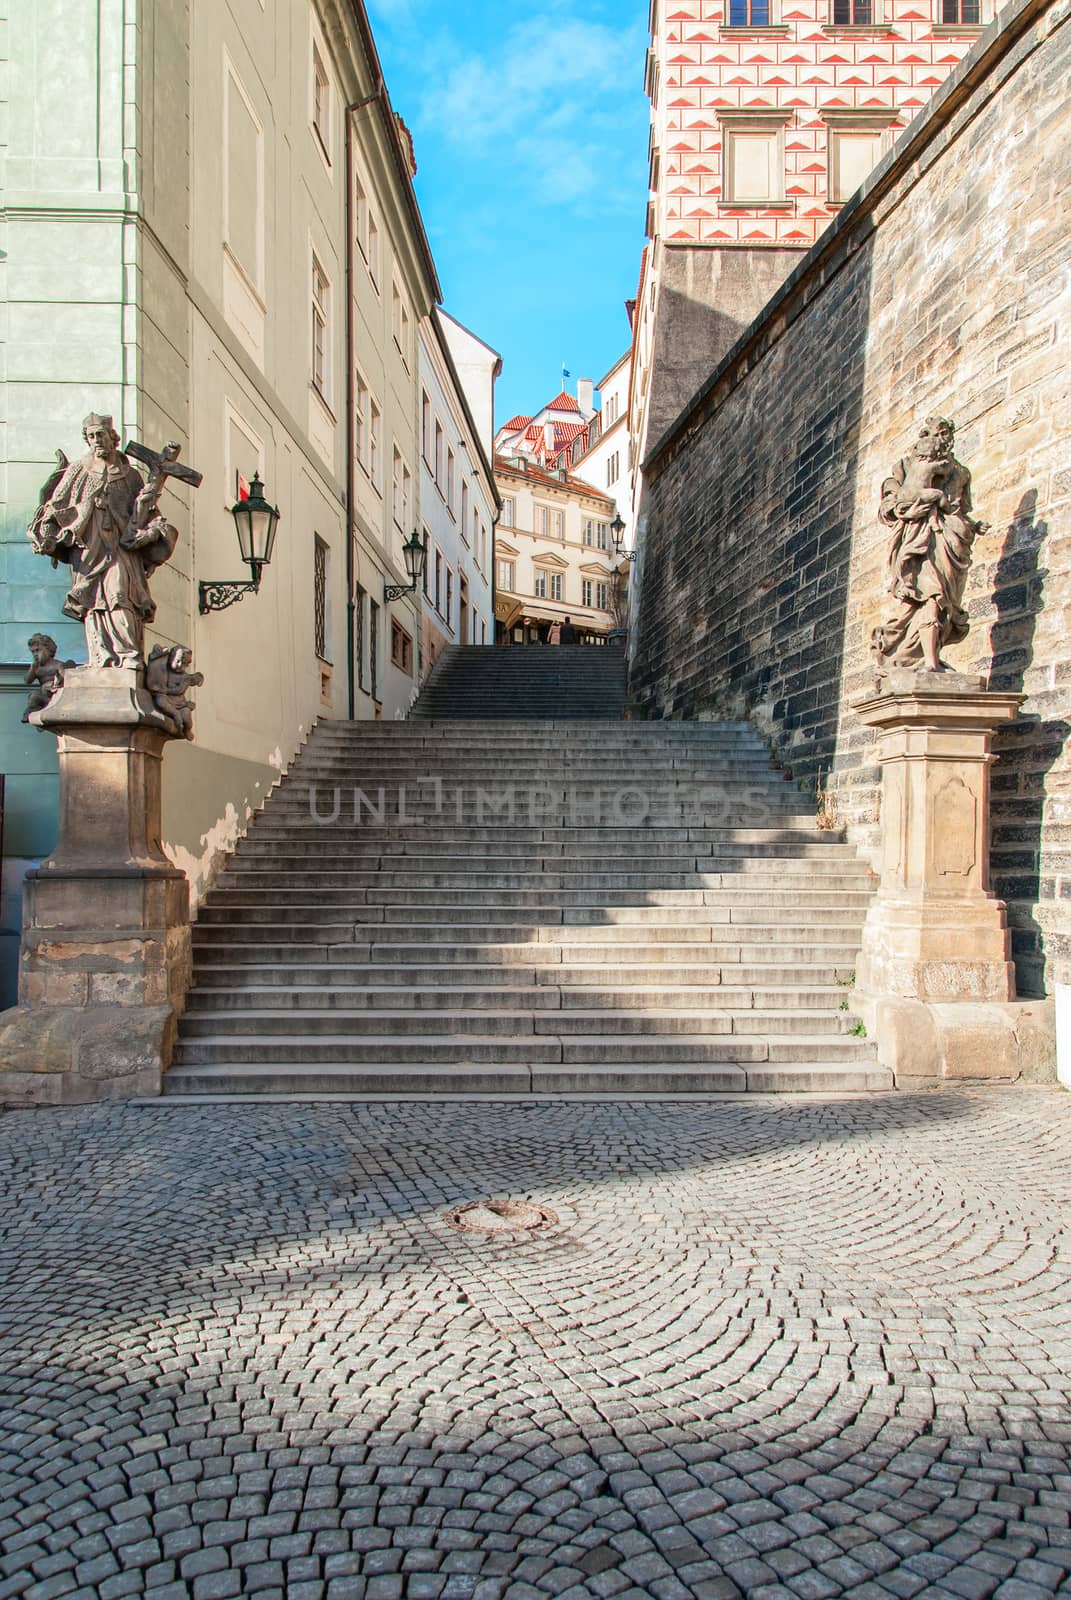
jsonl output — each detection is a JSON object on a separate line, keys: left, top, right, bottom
{"left": 631, "top": 243, "right": 877, "bottom": 815}
{"left": 984, "top": 489, "right": 1068, "bottom": 997}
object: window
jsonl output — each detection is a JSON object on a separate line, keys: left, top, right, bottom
{"left": 447, "top": 449, "right": 455, "bottom": 513}
{"left": 536, "top": 504, "right": 551, "bottom": 537}
{"left": 422, "top": 528, "right": 432, "bottom": 598}
{"left": 597, "top": 521, "right": 608, "bottom": 551}
{"left": 355, "top": 372, "right": 368, "bottom": 472}
{"left": 392, "top": 446, "right": 403, "bottom": 525}
{"left": 312, "top": 42, "right": 330, "bottom": 158}
{"left": 481, "top": 619, "right": 487, "bottom": 645}
{"left": 582, "top": 579, "right": 593, "bottom": 607}
{"left": 499, "top": 559, "right": 515, "bottom": 591}
{"left": 435, "top": 549, "right": 443, "bottom": 612}
{"left": 434, "top": 422, "right": 444, "bottom": 490}
{"left": 583, "top": 519, "right": 594, "bottom": 547}
{"left": 584, "top": 517, "right": 608, "bottom": 548}
{"left": 314, "top": 536, "right": 329, "bottom": 661}
{"left": 831, "top": 0, "right": 874, "bottom": 16}
{"left": 225, "top": 61, "right": 264, "bottom": 290}
{"left": 369, "top": 599, "right": 380, "bottom": 701}
{"left": 311, "top": 256, "right": 330, "bottom": 399}
{"left": 461, "top": 482, "right": 469, "bottom": 542}
{"left": 356, "top": 583, "right": 368, "bottom": 691}
{"left": 400, "top": 304, "right": 411, "bottom": 368}
{"left": 402, "top": 463, "right": 412, "bottom": 530}
{"left": 552, "top": 509, "right": 565, "bottom": 539}
{"left": 535, "top": 571, "right": 548, "bottom": 599}
{"left": 392, "top": 282, "right": 402, "bottom": 346}
{"left": 391, "top": 619, "right": 414, "bottom": 675}
{"left": 604, "top": 395, "right": 619, "bottom": 427}
{"left": 721, "top": 116, "right": 789, "bottom": 203}
{"left": 550, "top": 574, "right": 563, "bottom": 602}
{"left": 422, "top": 390, "right": 433, "bottom": 462}
{"left": 369, "top": 399, "right": 381, "bottom": 490}
{"left": 479, "top": 521, "right": 488, "bottom": 569}
{"left": 607, "top": 452, "right": 620, "bottom": 486}
{"left": 445, "top": 569, "right": 453, "bottom": 630}
{"left": 828, "top": 128, "right": 885, "bottom": 201}
{"left": 367, "top": 213, "right": 380, "bottom": 285}
{"left": 597, "top": 582, "right": 610, "bottom": 611}
{"left": 500, "top": 496, "right": 515, "bottom": 528}
{"left": 356, "top": 177, "right": 369, "bottom": 258}
{"left": 728, "top": 0, "right": 773, "bottom": 20}
{"left": 941, "top": 0, "right": 981, "bottom": 19}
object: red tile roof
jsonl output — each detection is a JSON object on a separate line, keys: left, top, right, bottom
{"left": 500, "top": 415, "right": 532, "bottom": 432}
{"left": 494, "top": 454, "right": 615, "bottom": 507}
{"left": 543, "top": 392, "right": 581, "bottom": 413}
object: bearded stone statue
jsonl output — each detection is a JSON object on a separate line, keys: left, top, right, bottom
{"left": 27, "top": 414, "right": 180, "bottom": 669}
{"left": 871, "top": 416, "right": 989, "bottom": 674}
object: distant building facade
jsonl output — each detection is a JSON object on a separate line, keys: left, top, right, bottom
{"left": 493, "top": 448, "right": 617, "bottom": 645}
{"left": 418, "top": 312, "right": 499, "bottom": 676}
{"left": 631, "top": 0, "right": 990, "bottom": 470}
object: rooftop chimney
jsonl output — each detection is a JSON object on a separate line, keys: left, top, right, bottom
{"left": 577, "top": 379, "right": 595, "bottom": 419}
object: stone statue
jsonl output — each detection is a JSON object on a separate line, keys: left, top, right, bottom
{"left": 871, "top": 416, "right": 989, "bottom": 673}
{"left": 22, "top": 634, "right": 72, "bottom": 723}
{"left": 27, "top": 415, "right": 200, "bottom": 669}
{"left": 145, "top": 644, "right": 204, "bottom": 740}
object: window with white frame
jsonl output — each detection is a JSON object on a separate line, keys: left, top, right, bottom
{"left": 461, "top": 482, "right": 469, "bottom": 542}
{"left": 582, "top": 579, "right": 594, "bottom": 607}
{"left": 434, "top": 548, "right": 443, "bottom": 611}
{"left": 225, "top": 60, "right": 264, "bottom": 291}
{"left": 606, "top": 453, "right": 620, "bottom": 486}
{"left": 392, "top": 446, "right": 403, "bottom": 525}
{"left": 369, "top": 399, "right": 381, "bottom": 490}
{"left": 552, "top": 509, "right": 565, "bottom": 539}
{"left": 597, "top": 521, "right": 608, "bottom": 550}
{"left": 311, "top": 41, "right": 330, "bottom": 160}
{"left": 823, "top": 112, "right": 898, "bottom": 202}
{"left": 940, "top": 0, "right": 982, "bottom": 18}
{"left": 536, "top": 504, "right": 551, "bottom": 537}
{"left": 720, "top": 112, "right": 791, "bottom": 203}
{"left": 498, "top": 559, "right": 515, "bottom": 590}
{"left": 400, "top": 303, "right": 411, "bottom": 368}
{"left": 314, "top": 536, "right": 330, "bottom": 661}
{"left": 356, "top": 177, "right": 370, "bottom": 260}
{"left": 446, "top": 449, "right": 455, "bottom": 513}
{"left": 597, "top": 582, "right": 609, "bottom": 610}
{"left": 421, "top": 391, "right": 433, "bottom": 462}
{"left": 367, "top": 213, "right": 380, "bottom": 285}
{"left": 500, "top": 496, "right": 515, "bottom": 527}
{"left": 831, "top": 0, "right": 875, "bottom": 18}
{"left": 311, "top": 255, "right": 330, "bottom": 400}
{"left": 434, "top": 422, "right": 444, "bottom": 490}
{"left": 355, "top": 372, "right": 369, "bottom": 471}
{"left": 550, "top": 574, "right": 563, "bottom": 602}
{"left": 423, "top": 527, "right": 432, "bottom": 597}
{"left": 534, "top": 570, "right": 548, "bottom": 599}
{"left": 445, "top": 568, "right": 453, "bottom": 629}
{"left": 727, "top": 0, "right": 776, "bottom": 21}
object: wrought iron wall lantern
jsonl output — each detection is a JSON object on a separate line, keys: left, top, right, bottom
{"left": 610, "top": 512, "right": 635, "bottom": 562}
{"left": 384, "top": 528, "right": 428, "bottom": 603}
{"left": 198, "top": 473, "right": 282, "bottom": 613}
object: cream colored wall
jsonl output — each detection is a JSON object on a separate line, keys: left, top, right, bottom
{"left": 497, "top": 471, "right": 615, "bottom": 632}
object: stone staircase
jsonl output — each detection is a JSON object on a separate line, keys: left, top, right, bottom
{"left": 412, "top": 644, "right": 628, "bottom": 719}
{"left": 166, "top": 657, "right": 887, "bottom": 1096}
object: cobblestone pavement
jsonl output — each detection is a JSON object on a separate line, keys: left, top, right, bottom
{"left": 1, "top": 1090, "right": 1070, "bottom": 1600}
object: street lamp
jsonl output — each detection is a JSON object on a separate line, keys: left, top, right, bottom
{"left": 610, "top": 512, "right": 634, "bottom": 562}
{"left": 384, "top": 528, "right": 428, "bottom": 603}
{"left": 198, "top": 472, "right": 282, "bottom": 613}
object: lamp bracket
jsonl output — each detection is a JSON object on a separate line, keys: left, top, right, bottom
{"left": 198, "top": 577, "right": 260, "bottom": 614}
{"left": 384, "top": 582, "right": 418, "bottom": 604}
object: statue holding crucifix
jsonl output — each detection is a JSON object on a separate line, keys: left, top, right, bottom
{"left": 28, "top": 414, "right": 203, "bottom": 668}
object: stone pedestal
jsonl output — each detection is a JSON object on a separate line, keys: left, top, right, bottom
{"left": 850, "top": 670, "right": 1039, "bottom": 1080}
{"left": 0, "top": 667, "right": 190, "bottom": 1104}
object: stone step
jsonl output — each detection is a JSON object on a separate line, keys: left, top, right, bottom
{"left": 185, "top": 984, "right": 850, "bottom": 1012}
{"left": 192, "top": 906, "right": 867, "bottom": 931}
{"left": 207, "top": 886, "right": 876, "bottom": 909}
{"left": 187, "top": 961, "right": 858, "bottom": 988}
{"left": 161, "top": 1059, "right": 893, "bottom": 1096}
{"left": 171, "top": 1032, "right": 873, "bottom": 1066}
{"left": 178, "top": 1007, "right": 851, "bottom": 1039}
{"left": 189, "top": 936, "right": 865, "bottom": 965}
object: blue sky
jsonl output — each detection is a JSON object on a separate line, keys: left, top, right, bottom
{"left": 364, "top": 0, "right": 651, "bottom": 428}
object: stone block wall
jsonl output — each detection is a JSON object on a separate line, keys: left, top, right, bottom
{"left": 630, "top": 0, "right": 1071, "bottom": 996}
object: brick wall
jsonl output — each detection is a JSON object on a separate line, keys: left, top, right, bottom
{"left": 630, "top": 0, "right": 1071, "bottom": 995}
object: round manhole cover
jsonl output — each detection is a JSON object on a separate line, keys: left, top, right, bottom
{"left": 446, "top": 1199, "right": 558, "bottom": 1235}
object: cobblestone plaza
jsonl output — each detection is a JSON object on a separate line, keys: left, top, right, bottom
{"left": 0, "top": 1090, "right": 1069, "bottom": 1599}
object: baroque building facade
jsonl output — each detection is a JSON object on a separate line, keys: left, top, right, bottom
{"left": 0, "top": 0, "right": 494, "bottom": 1005}
{"left": 629, "top": 0, "right": 990, "bottom": 506}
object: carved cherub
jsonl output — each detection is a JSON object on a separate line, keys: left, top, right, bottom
{"left": 146, "top": 644, "right": 204, "bottom": 740}
{"left": 23, "top": 634, "right": 73, "bottom": 723}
